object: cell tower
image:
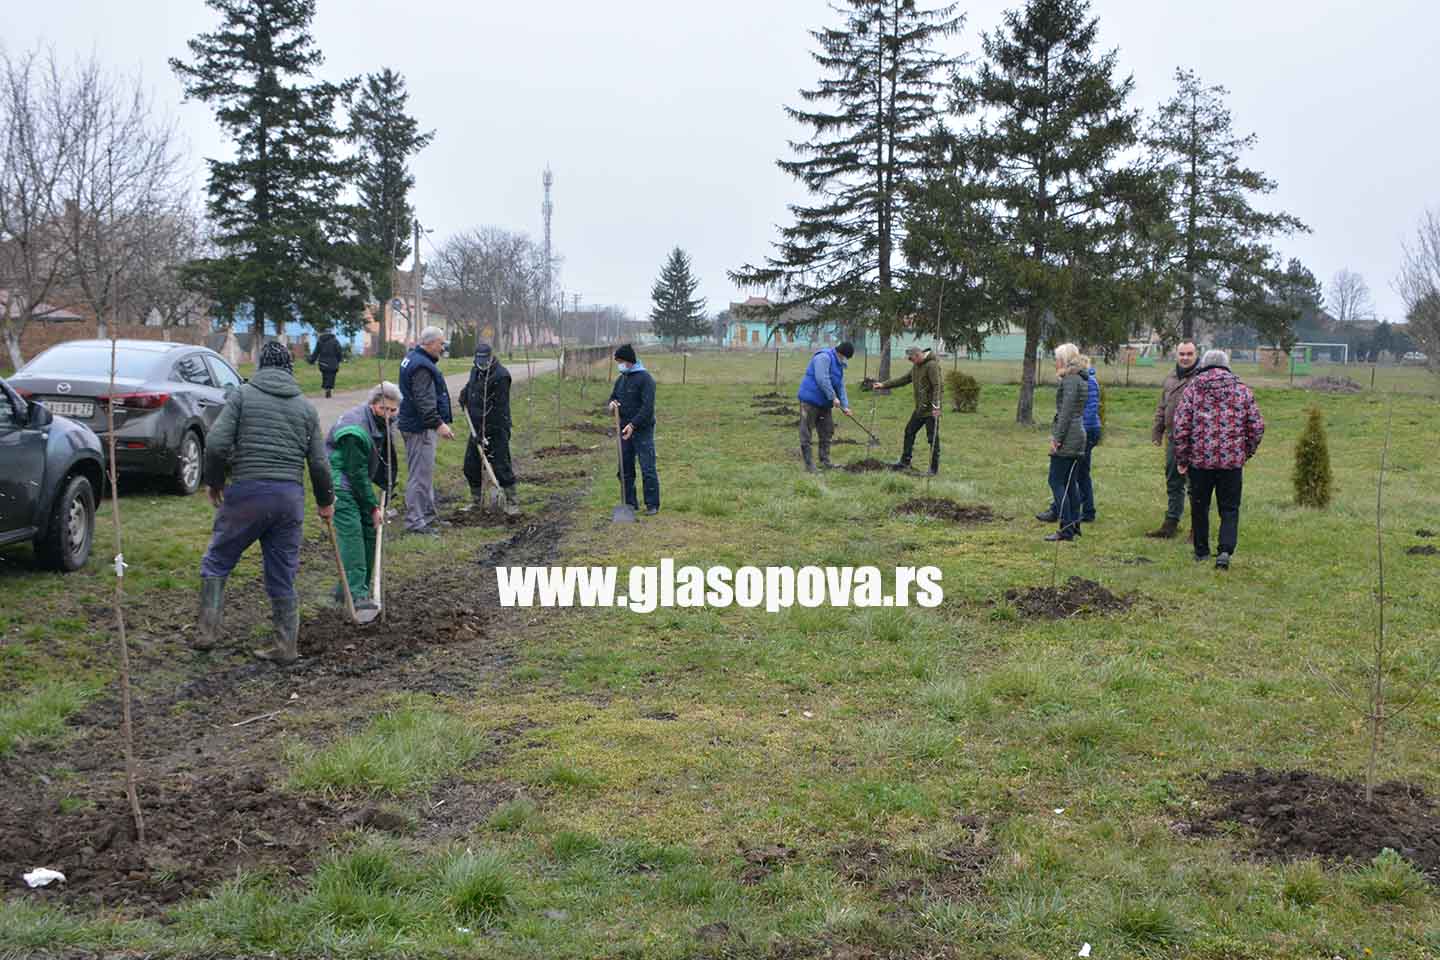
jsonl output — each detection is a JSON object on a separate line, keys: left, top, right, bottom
{"left": 542, "top": 167, "right": 554, "bottom": 322}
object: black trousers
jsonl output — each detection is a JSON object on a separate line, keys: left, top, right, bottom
{"left": 1189, "top": 467, "right": 1243, "bottom": 557}
{"left": 319, "top": 366, "right": 338, "bottom": 391}
{"left": 901, "top": 412, "right": 940, "bottom": 472}
{"left": 464, "top": 429, "right": 515, "bottom": 491}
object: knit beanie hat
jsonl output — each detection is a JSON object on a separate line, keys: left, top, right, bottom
{"left": 473, "top": 342, "right": 493, "bottom": 369}
{"left": 259, "top": 341, "right": 293, "bottom": 372}
{"left": 614, "top": 343, "right": 638, "bottom": 364}
{"left": 836, "top": 341, "right": 855, "bottom": 359}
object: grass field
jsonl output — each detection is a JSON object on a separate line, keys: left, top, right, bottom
{"left": 1, "top": 353, "right": 1438, "bottom": 959}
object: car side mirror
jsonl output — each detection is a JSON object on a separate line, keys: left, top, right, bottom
{"left": 28, "top": 402, "right": 54, "bottom": 428}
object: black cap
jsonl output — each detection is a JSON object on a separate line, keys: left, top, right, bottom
{"left": 614, "top": 343, "right": 638, "bottom": 364}
{"left": 473, "top": 342, "right": 493, "bottom": 368}
{"left": 836, "top": 341, "right": 854, "bottom": 359}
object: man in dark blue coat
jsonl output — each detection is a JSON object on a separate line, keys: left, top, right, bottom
{"left": 396, "top": 326, "right": 454, "bottom": 534}
{"left": 607, "top": 344, "right": 659, "bottom": 515}
{"left": 796, "top": 341, "right": 854, "bottom": 472}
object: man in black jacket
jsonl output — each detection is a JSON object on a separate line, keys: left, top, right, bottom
{"left": 458, "top": 342, "right": 518, "bottom": 516}
{"left": 307, "top": 331, "right": 344, "bottom": 397}
{"left": 607, "top": 343, "right": 659, "bottom": 515}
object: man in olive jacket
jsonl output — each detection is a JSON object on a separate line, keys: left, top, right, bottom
{"left": 196, "top": 342, "right": 335, "bottom": 663}
{"left": 1146, "top": 341, "right": 1199, "bottom": 539}
{"left": 869, "top": 346, "right": 943, "bottom": 475}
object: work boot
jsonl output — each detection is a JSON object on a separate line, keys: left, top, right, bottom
{"left": 801, "top": 445, "right": 816, "bottom": 474}
{"left": 1035, "top": 509, "right": 1058, "bottom": 522}
{"left": 818, "top": 441, "right": 834, "bottom": 470}
{"left": 254, "top": 595, "right": 299, "bottom": 664}
{"left": 193, "top": 576, "right": 226, "bottom": 651}
{"left": 889, "top": 460, "right": 911, "bottom": 472}
{"left": 502, "top": 485, "right": 521, "bottom": 517}
{"left": 324, "top": 389, "right": 332, "bottom": 398}
{"left": 1146, "top": 517, "right": 1179, "bottom": 539}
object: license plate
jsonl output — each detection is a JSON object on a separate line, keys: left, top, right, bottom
{"left": 45, "top": 399, "right": 94, "bottom": 418}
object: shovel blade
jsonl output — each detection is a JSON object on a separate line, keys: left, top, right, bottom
{"left": 612, "top": 504, "right": 637, "bottom": 524}
{"left": 353, "top": 601, "right": 381, "bottom": 625}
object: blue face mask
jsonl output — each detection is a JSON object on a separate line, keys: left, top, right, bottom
{"left": 617, "top": 363, "right": 631, "bottom": 373}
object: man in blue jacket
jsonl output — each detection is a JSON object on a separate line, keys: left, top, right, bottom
{"left": 397, "top": 326, "right": 455, "bottom": 534}
{"left": 796, "top": 341, "right": 854, "bottom": 472}
{"left": 607, "top": 344, "right": 659, "bottom": 514}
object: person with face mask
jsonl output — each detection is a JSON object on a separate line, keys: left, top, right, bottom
{"left": 607, "top": 344, "right": 659, "bottom": 515}
{"left": 458, "top": 342, "right": 518, "bottom": 516}
{"left": 1146, "top": 341, "right": 1200, "bottom": 539}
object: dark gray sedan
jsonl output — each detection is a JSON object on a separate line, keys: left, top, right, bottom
{"left": 9, "top": 339, "right": 244, "bottom": 495}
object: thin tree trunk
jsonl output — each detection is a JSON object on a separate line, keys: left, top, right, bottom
{"left": 4, "top": 328, "right": 24, "bottom": 370}
{"left": 1016, "top": 315, "right": 1041, "bottom": 425}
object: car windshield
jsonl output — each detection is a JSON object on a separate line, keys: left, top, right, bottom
{"left": 20, "top": 345, "right": 160, "bottom": 380}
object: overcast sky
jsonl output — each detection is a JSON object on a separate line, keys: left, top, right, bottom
{"left": 9, "top": 0, "right": 1436, "bottom": 326}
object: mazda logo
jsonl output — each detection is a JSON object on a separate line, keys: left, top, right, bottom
{"left": 56, "top": 383, "right": 71, "bottom": 393}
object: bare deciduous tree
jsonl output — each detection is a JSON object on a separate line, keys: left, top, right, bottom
{"left": 1327, "top": 268, "right": 1375, "bottom": 327}
{"left": 430, "top": 227, "right": 556, "bottom": 350}
{"left": 1396, "top": 208, "right": 1440, "bottom": 370}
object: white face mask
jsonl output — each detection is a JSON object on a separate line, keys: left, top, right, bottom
{"left": 617, "top": 362, "right": 631, "bottom": 373}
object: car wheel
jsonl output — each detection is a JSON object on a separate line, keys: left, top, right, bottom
{"left": 35, "top": 474, "right": 96, "bottom": 572}
{"left": 174, "top": 429, "right": 203, "bottom": 495}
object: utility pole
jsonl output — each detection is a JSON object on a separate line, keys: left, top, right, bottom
{"left": 412, "top": 218, "right": 423, "bottom": 343}
{"left": 572, "top": 293, "right": 581, "bottom": 342}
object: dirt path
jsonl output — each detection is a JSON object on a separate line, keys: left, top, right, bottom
{"left": 312, "top": 357, "right": 558, "bottom": 429}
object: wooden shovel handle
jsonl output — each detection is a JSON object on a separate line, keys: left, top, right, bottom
{"left": 324, "top": 515, "right": 359, "bottom": 624}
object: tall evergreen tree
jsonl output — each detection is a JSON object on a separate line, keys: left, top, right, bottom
{"left": 649, "top": 247, "right": 708, "bottom": 346}
{"left": 956, "top": 0, "right": 1159, "bottom": 423}
{"left": 1147, "top": 68, "right": 1307, "bottom": 341}
{"left": 729, "top": 0, "right": 965, "bottom": 381}
{"left": 350, "top": 69, "right": 434, "bottom": 311}
{"left": 170, "top": 0, "right": 376, "bottom": 347}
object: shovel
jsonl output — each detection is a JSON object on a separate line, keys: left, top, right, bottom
{"left": 842, "top": 407, "right": 883, "bottom": 448}
{"left": 324, "top": 515, "right": 378, "bottom": 626}
{"left": 356, "top": 492, "right": 386, "bottom": 624}
{"left": 611, "top": 408, "right": 636, "bottom": 524}
{"left": 462, "top": 407, "right": 503, "bottom": 510}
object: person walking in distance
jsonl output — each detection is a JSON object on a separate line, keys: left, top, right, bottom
{"left": 867, "top": 345, "right": 943, "bottom": 475}
{"left": 795, "top": 340, "right": 854, "bottom": 472}
{"left": 1171, "top": 349, "right": 1265, "bottom": 570}
{"left": 325, "top": 381, "right": 400, "bottom": 607}
{"left": 397, "top": 327, "right": 455, "bottom": 535}
{"left": 608, "top": 344, "right": 659, "bottom": 514}
{"left": 459, "top": 342, "right": 518, "bottom": 516}
{"left": 307, "top": 330, "right": 344, "bottom": 398}
{"left": 194, "top": 341, "right": 335, "bottom": 663}
{"left": 1147, "top": 341, "right": 1199, "bottom": 538}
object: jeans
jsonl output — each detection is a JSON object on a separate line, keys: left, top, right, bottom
{"left": 1051, "top": 429, "right": 1100, "bottom": 519}
{"left": 901, "top": 412, "right": 940, "bottom": 473}
{"left": 620, "top": 427, "right": 660, "bottom": 511}
{"left": 1048, "top": 455, "right": 1082, "bottom": 537}
{"left": 199, "top": 480, "right": 305, "bottom": 599}
{"left": 1165, "top": 439, "right": 1188, "bottom": 522}
{"left": 403, "top": 429, "right": 438, "bottom": 531}
{"left": 1189, "top": 467, "right": 1243, "bottom": 557}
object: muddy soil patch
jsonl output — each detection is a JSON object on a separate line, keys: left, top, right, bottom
{"left": 832, "top": 839, "right": 993, "bottom": 902}
{"left": 520, "top": 469, "right": 589, "bottom": 486}
{"left": 843, "top": 459, "right": 892, "bottom": 473}
{"left": 752, "top": 392, "right": 785, "bottom": 400}
{"left": 531, "top": 443, "right": 589, "bottom": 459}
{"left": 1187, "top": 768, "right": 1440, "bottom": 877}
{"left": 1417, "top": 529, "right": 1436, "bottom": 538}
{"left": 1004, "top": 577, "right": 1135, "bottom": 619}
{"left": 895, "top": 498, "right": 995, "bottom": 524}
{"left": 567, "top": 421, "right": 613, "bottom": 436}
{"left": 445, "top": 506, "right": 526, "bottom": 528}
{"left": 737, "top": 842, "right": 798, "bottom": 885}
{"left": 758, "top": 406, "right": 796, "bottom": 417}
{"left": 1306, "top": 376, "right": 1364, "bottom": 394}
{"left": 1407, "top": 545, "right": 1438, "bottom": 556}
{"left": 0, "top": 770, "right": 336, "bottom": 911}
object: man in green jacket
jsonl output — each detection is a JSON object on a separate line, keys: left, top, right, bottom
{"left": 868, "top": 346, "right": 944, "bottom": 475}
{"left": 195, "top": 342, "right": 335, "bottom": 663}
{"left": 326, "top": 382, "right": 400, "bottom": 608}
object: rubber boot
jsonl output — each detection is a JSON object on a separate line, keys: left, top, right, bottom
{"left": 193, "top": 576, "right": 226, "bottom": 651}
{"left": 818, "top": 440, "right": 834, "bottom": 470}
{"left": 502, "top": 485, "right": 521, "bottom": 517}
{"left": 801, "top": 445, "right": 816, "bottom": 474}
{"left": 254, "top": 595, "right": 299, "bottom": 663}
{"left": 1146, "top": 517, "right": 1179, "bottom": 539}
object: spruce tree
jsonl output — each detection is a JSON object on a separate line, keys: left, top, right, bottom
{"left": 351, "top": 69, "right": 434, "bottom": 310}
{"left": 1147, "top": 69, "right": 1308, "bottom": 341}
{"left": 170, "top": 0, "right": 376, "bottom": 345}
{"left": 956, "top": 0, "right": 1161, "bottom": 424}
{"left": 729, "top": 0, "right": 965, "bottom": 381}
{"left": 1293, "top": 406, "right": 1333, "bottom": 508}
{"left": 649, "top": 248, "right": 708, "bottom": 347}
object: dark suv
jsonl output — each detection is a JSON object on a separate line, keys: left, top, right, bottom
{"left": 0, "top": 377, "right": 105, "bottom": 571}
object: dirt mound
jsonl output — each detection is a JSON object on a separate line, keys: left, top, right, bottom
{"left": 1407, "top": 545, "right": 1438, "bottom": 556}
{"left": 1004, "top": 577, "right": 1134, "bottom": 619}
{"left": 752, "top": 392, "right": 785, "bottom": 400}
{"left": 832, "top": 838, "right": 993, "bottom": 902}
{"left": 567, "top": 421, "right": 613, "bottom": 436}
{"left": 843, "top": 459, "right": 892, "bottom": 473}
{"left": 1306, "top": 376, "right": 1364, "bottom": 394}
{"left": 759, "top": 407, "right": 795, "bottom": 417}
{"left": 521, "top": 469, "right": 589, "bottom": 486}
{"left": 0, "top": 771, "right": 334, "bottom": 910}
{"left": 895, "top": 498, "right": 995, "bottom": 523}
{"left": 532, "top": 443, "right": 587, "bottom": 458}
{"left": 1186, "top": 768, "right": 1440, "bottom": 876}
{"left": 1417, "top": 529, "right": 1436, "bottom": 538}
{"left": 446, "top": 507, "right": 525, "bottom": 528}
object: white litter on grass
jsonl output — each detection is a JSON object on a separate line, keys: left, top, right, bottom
{"left": 1053, "top": 807, "right": 1066, "bottom": 815}
{"left": 23, "top": 868, "right": 66, "bottom": 888}
{"left": 112, "top": 554, "right": 128, "bottom": 578}
{"left": 1078, "top": 943, "right": 1091, "bottom": 958}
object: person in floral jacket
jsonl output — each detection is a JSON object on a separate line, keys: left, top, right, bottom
{"left": 1171, "top": 349, "right": 1265, "bottom": 569}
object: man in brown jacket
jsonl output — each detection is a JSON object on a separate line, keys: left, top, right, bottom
{"left": 1146, "top": 341, "right": 1199, "bottom": 538}
{"left": 868, "top": 346, "right": 944, "bottom": 475}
